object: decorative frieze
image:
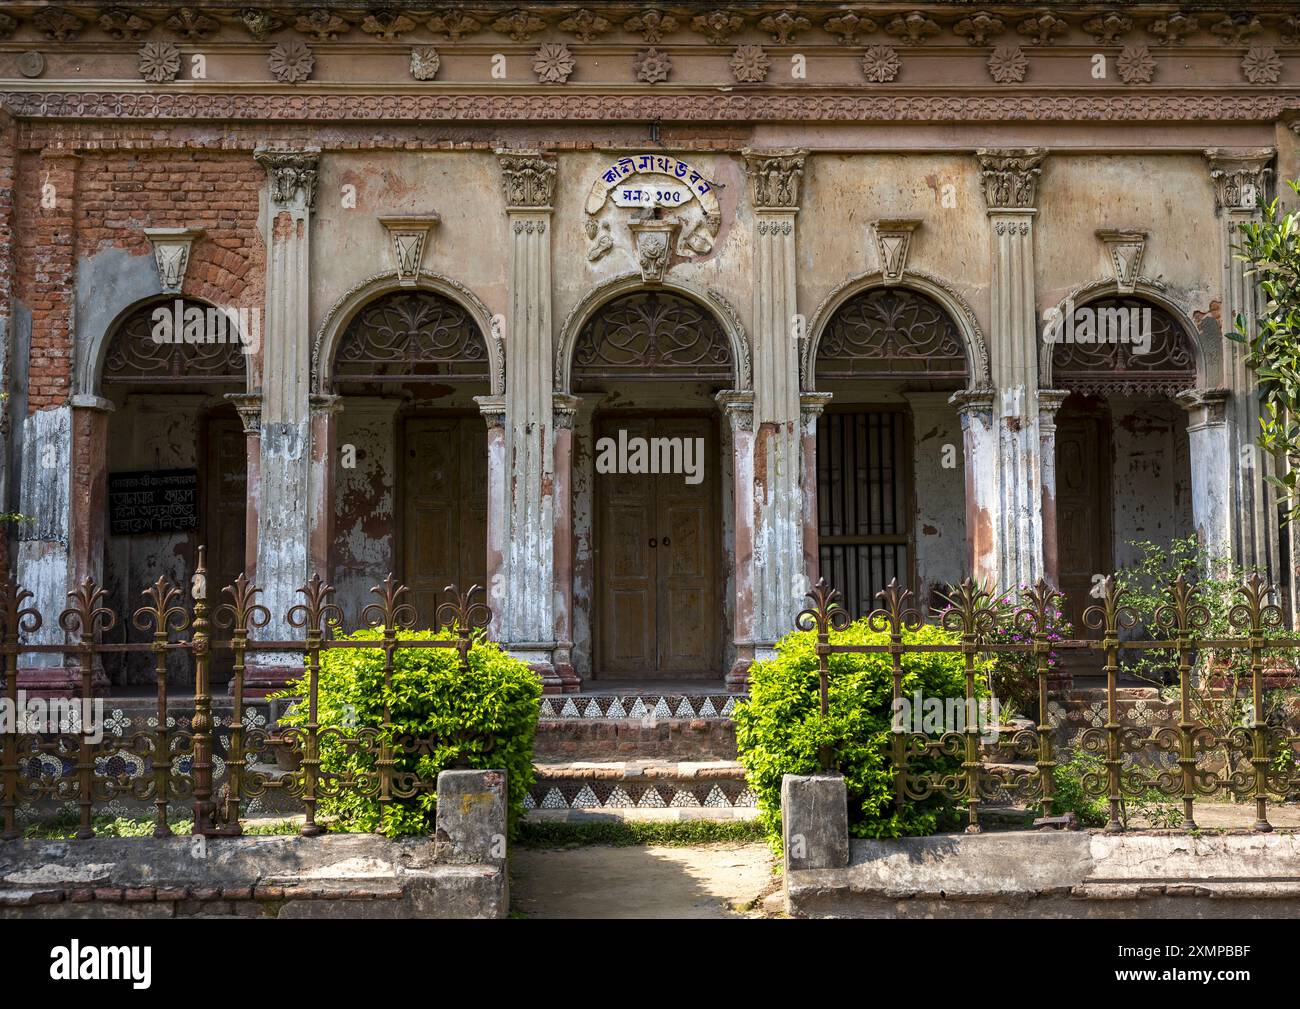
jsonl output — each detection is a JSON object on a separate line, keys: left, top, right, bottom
{"left": 1017, "top": 12, "right": 1068, "bottom": 46}
{"left": 954, "top": 13, "right": 1003, "bottom": 46}
{"left": 360, "top": 11, "right": 416, "bottom": 40}
{"left": 1084, "top": 13, "right": 1132, "bottom": 46}
{"left": 143, "top": 226, "right": 203, "bottom": 294}
{"left": 1146, "top": 13, "right": 1198, "bottom": 46}
{"left": 428, "top": 12, "right": 481, "bottom": 41}
{"left": 624, "top": 10, "right": 676, "bottom": 44}
{"left": 692, "top": 9, "right": 745, "bottom": 45}
{"left": 1096, "top": 229, "right": 1147, "bottom": 295}
{"left": 296, "top": 8, "right": 348, "bottom": 41}
{"left": 560, "top": 10, "right": 611, "bottom": 43}
{"left": 976, "top": 148, "right": 1046, "bottom": 210}
{"left": 239, "top": 8, "right": 282, "bottom": 42}
{"left": 100, "top": 8, "right": 152, "bottom": 40}
{"left": 493, "top": 10, "right": 547, "bottom": 43}
{"left": 377, "top": 215, "right": 440, "bottom": 285}
{"left": 760, "top": 10, "right": 810, "bottom": 45}
{"left": 32, "top": 7, "right": 83, "bottom": 42}
{"left": 886, "top": 11, "right": 940, "bottom": 45}
{"left": 824, "top": 12, "right": 876, "bottom": 45}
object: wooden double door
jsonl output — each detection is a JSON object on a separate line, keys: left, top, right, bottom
{"left": 402, "top": 417, "right": 488, "bottom": 620}
{"left": 596, "top": 416, "right": 719, "bottom": 679}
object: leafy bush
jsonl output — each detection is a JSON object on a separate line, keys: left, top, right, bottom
{"left": 278, "top": 628, "right": 540, "bottom": 838}
{"left": 735, "top": 620, "right": 986, "bottom": 846}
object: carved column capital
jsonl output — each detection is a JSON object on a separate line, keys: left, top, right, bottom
{"left": 254, "top": 147, "right": 320, "bottom": 212}
{"left": 143, "top": 226, "right": 204, "bottom": 294}
{"left": 497, "top": 150, "right": 557, "bottom": 210}
{"left": 308, "top": 392, "right": 342, "bottom": 417}
{"left": 1175, "top": 386, "right": 1231, "bottom": 426}
{"left": 742, "top": 148, "right": 807, "bottom": 211}
{"left": 225, "top": 392, "right": 263, "bottom": 434}
{"left": 975, "top": 147, "right": 1047, "bottom": 211}
{"left": 716, "top": 389, "right": 755, "bottom": 431}
{"left": 553, "top": 392, "right": 581, "bottom": 429}
{"left": 1204, "top": 148, "right": 1274, "bottom": 214}
{"left": 1036, "top": 389, "right": 1070, "bottom": 428}
{"left": 475, "top": 394, "right": 507, "bottom": 429}
{"left": 949, "top": 387, "right": 996, "bottom": 422}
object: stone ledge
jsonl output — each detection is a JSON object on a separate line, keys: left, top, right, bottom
{"left": 786, "top": 831, "right": 1300, "bottom": 919}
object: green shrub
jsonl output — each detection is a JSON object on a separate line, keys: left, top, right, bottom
{"left": 278, "top": 628, "right": 540, "bottom": 838}
{"left": 734, "top": 620, "right": 985, "bottom": 846}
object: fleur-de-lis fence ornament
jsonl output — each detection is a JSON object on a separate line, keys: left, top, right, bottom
{"left": 213, "top": 573, "right": 272, "bottom": 637}
{"left": 0, "top": 575, "right": 41, "bottom": 642}
{"left": 867, "top": 578, "right": 923, "bottom": 637}
{"left": 1227, "top": 572, "right": 1286, "bottom": 832}
{"left": 132, "top": 575, "right": 190, "bottom": 638}
{"left": 1080, "top": 574, "right": 1138, "bottom": 831}
{"left": 796, "top": 577, "right": 851, "bottom": 636}
{"left": 363, "top": 574, "right": 418, "bottom": 633}
{"left": 59, "top": 576, "right": 117, "bottom": 641}
{"left": 437, "top": 583, "right": 490, "bottom": 665}
{"left": 1153, "top": 573, "right": 1212, "bottom": 638}
{"left": 131, "top": 575, "right": 190, "bottom": 837}
{"left": 938, "top": 578, "right": 998, "bottom": 641}
{"left": 288, "top": 574, "right": 345, "bottom": 636}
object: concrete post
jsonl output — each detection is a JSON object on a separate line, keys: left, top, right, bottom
{"left": 249, "top": 147, "right": 318, "bottom": 694}
{"left": 781, "top": 773, "right": 849, "bottom": 872}
{"left": 497, "top": 151, "right": 559, "bottom": 688}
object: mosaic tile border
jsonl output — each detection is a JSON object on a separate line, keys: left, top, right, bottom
{"left": 538, "top": 695, "right": 740, "bottom": 720}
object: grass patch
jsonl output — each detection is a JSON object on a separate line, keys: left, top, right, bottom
{"left": 23, "top": 814, "right": 302, "bottom": 839}
{"left": 516, "top": 818, "right": 767, "bottom": 848}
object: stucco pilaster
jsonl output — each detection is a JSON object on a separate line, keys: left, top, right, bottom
{"left": 743, "top": 149, "right": 807, "bottom": 647}
{"left": 474, "top": 395, "right": 507, "bottom": 642}
{"left": 1205, "top": 148, "right": 1278, "bottom": 580}
{"left": 951, "top": 389, "right": 998, "bottom": 588}
{"left": 717, "top": 389, "right": 755, "bottom": 691}
{"left": 976, "top": 147, "right": 1047, "bottom": 594}
{"left": 250, "top": 147, "right": 317, "bottom": 690}
{"left": 1176, "top": 387, "right": 1234, "bottom": 567}
{"left": 799, "top": 392, "right": 832, "bottom": 596}
{"left": 497, "top": 151, "right": 558, "bottom": 681}
{"left": 551, "top": 392, "right": 581, "bottom": 693}
{"left": 1036, "top": 389, "right": 1069, "bottom": 586}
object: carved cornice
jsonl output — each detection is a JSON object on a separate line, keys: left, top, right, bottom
{"left": 497, "top": 149, "right": 556, "bottom": 209}
{"left": 742, "top": 147, "right": 807, "bottom": 211}
{"left": 976, "top": 147, "right": 1047, "bottom": 210}
{"left": 4, "top": 93, "right": 1292, "bottom": 126}
{"left": 1204, "top": 147, "right": 1275, "bottom": 213}
{"left": 254, "top": 146, "right": 319, "bottom": 211}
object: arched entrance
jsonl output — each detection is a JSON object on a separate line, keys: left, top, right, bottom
{"left": 564, "top": 285, "right": 745, "bottom": 681}
{"left": 809, "top": 280, "right": 980, "bottom": 617}
{"left": 98, "top": 296, "right": 249, "bottom": 686}
{"left": 1047, "top": 294, "right": 1198, "bottom": 628}
{"left": 320, "top": 282, "right": 497, "bottom": 619}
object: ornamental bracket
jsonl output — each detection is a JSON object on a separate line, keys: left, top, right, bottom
{"left": 143, "top": 226, "right": 204, "bottom": 294}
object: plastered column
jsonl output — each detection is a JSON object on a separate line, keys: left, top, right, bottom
{"left": 951, "top": 389, "right": 999, "bottom": 588}
{"left": 977, "top": 148, "right": 1048, "bottom": 594}
{"left": 799, "top": 392, "right": 832, "bottom": 597}
{"left": 227, "top": 392, "right": 262, "bottom": 581}
{"left": 550, "top": 392, "right": 580, "bottom": 693}
{"left": 475, "top": 395, "right": 507, "bottom": 642}
{"left": 497, "top": 152, "right": 559, "bottom": 686}
{"left": 1176, "top": 388, "right": 1233, "bottom": 566}
{"left": 1036, "top": 389, "right": 1069, "bottom": 586}
{"left": 1205, "top": 149, "right": 1277, "bottom": 579}
{"left": 249, "top": 147, "right": 317, "bottom": 695}
{"left": 718, "top": 390, "right": 755, "bottom": 690}
{"left": 743, "top": 149, "right": 807, "bottom": 654}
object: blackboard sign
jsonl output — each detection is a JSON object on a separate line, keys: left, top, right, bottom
{"left": 108, "top": 469, "right": 199, "bottom": 535}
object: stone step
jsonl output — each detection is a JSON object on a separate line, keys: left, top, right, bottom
{"left": 538, "top": 693, "right": 741, "bottom": 721}
{"left": 525, "top": 759, "right": 755, "bottom": 817}
{"left": 535, "top": 691, "right": 741, "bottom": 760}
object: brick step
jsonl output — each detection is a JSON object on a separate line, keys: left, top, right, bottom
{"left": 525, "top": 759, "right": 755, "bottom": 819}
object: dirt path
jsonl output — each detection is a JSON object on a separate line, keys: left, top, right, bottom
{"left": 510, "top": 842, "right": 780, "bottom": 919}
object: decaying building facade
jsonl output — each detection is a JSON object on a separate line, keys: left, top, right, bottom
{"left": 0, "top": 1, "right": 1295, "bottom": 695}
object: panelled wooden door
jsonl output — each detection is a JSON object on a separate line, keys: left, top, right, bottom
{"left": 1055, "top": 408, "right": 1112, "bottom": 634}
{"left": 204, "top": 412, "right": 247, "bottom": 682}
{"left": 596, "top": 416, "right": 718, "bottom": 678}
{"left": 402, "top": 417, "right": 488, "bottom": 620}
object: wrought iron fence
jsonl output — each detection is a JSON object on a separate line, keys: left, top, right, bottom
{"left": 0, "top": 548, "right": 491, "bottom": 840}
{"left": 798, "top": 574, "right": 1300, "bottom": 834}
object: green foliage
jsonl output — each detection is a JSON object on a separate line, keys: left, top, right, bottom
{"left": 516, "top": 819, "right": 767, "bottom": 848}
{"left": 734, "top": 619, "right": 985, "bottom": 846}
{"left": 1050, "top": 752, "right": 1108, "bottom": 828}
{"left": 1230, "top": 179, "right": 1300, "bottom": 517}
{"left": 277, "top": 629, "right": 540, "bottom": 838}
